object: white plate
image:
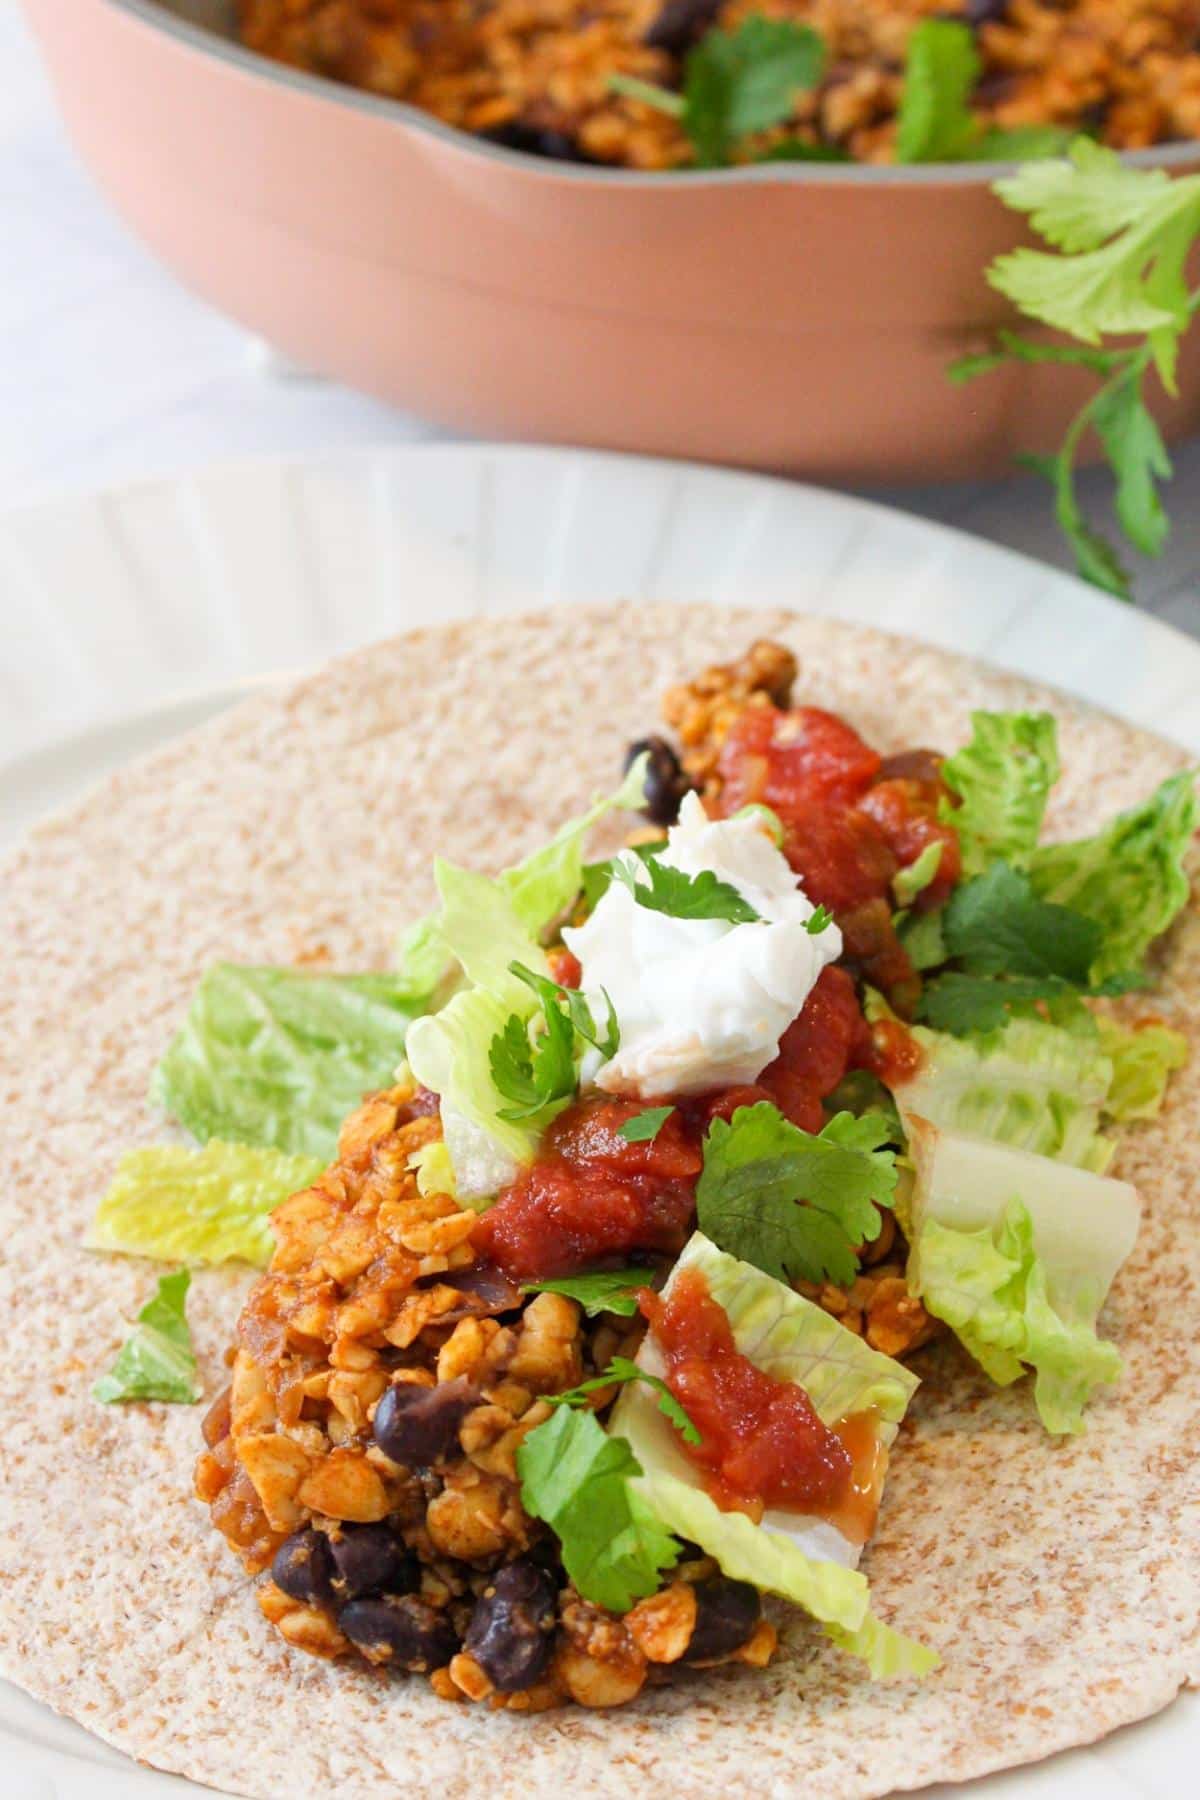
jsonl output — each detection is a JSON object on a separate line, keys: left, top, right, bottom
{"left": 2, "top": 443, "right": 1197, "bottom": 1800}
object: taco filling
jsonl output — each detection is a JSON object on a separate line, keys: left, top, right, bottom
{"left": 91, "top": 640, "right": 1196, "bottom": 1713}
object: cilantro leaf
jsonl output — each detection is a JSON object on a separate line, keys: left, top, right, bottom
{"left": 895, "top": 19, "right": 980, "bottom": 164}
{"left": 613, "top": 855, "right": 761, "bottom": 924}
{"left": 610, "top": 20, "right": 824, "bottom": 169}
{"left": 581, "top": 839, "right": 663, "bottom": 911}
{"left": 684, "top": 18, "right": 825, "bottom": 167}
{"left": 617, "top": 1106, "right": 676, "bottom": 1143}
{"left": 509, "top": 961, "right": 619, "bottom": 1058}
{"left": 991, "top": 141, "right": 1200, "bottom": 385}
{"left": 941, "top": 861, "right": 1102, "bottom": 984}
{"left": 696, "top": 1102, "right": 897, "bottom": 1288}
{"left": 806, "top": 903, "right": 835, "bottom": 934}
{"left": 93, "top": 1270, "right": 201, "bottom": 1405}
{"left": 917, "top": 971, "right": 1080, "bottom": 1035}
{"left": 1090, "top": 366, "right": 1173, "bottom": 558}
{"left": 548, "top": 1356, "right": 702, "bottom": 1446}
{"left": 489, "top": 1000, "right": 575, "bottom": 1121}
{"left": 521, "top": 1269, "right": 657, "bottom": 1317}
{"left": 516, "top": 1405, "right": 682, "bottom": 1611}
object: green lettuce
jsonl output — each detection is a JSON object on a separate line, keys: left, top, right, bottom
{"left": 93, "top": 1269, "right": 201, "bottom": 1405}
{"left": 396, "top": 756, "right": 649, "bottom": 985}
{"left": 152, "top": 964, "right": 431, "bottom": 1159}
{"left": 895, "top": 1014, "right": 1116, "bottom": 1171}
{"left": 612, "top": 1234, "right": 935, "bottom": 1678}
{"left": 406, "top": 762, "right": 648, "bottom": 1203}
{"left": 86, "top": 1139, "right": 323, "bottom": 1267}
{"left": 906, "top": 1118, "right": 1140, "bottom": 1432}
{"left": 1027, "top": 770, "right": 1197, "bottom": 983}
{"left": 940, "top": 710, "right": 1060, "bottom": 878}
{"left": 1097, "top": 1014, "right": 1188, "bottom": 1120}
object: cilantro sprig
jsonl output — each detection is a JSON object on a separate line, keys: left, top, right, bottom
{"left": 521, "top": 1268, "right": 657, "bottom": 1316}
{"left": 896, "top": 21, "right": 1072, "bottom": 165}
{"left": 548, "top": 1356, "right": 702, "bottom": 1445}
{"left": 613, "top": 853, "right": 761, "bottom": 923}
{"left": 954, "top": 139, "right": 1200, "bottom": 599}
{"left": 488, "top": 960, "right": 619, "bottom": 1120}
{"left": 696, "top": 1102, "right": 897, "bottom": 1287}
{"left": 516, "top": 1406, "right": 682, "bottom": 1611}
{"left": 617, "top": 1105, "right": 676, "bottom": 1143}
{"left": 611, "top": 19, "right": 832, "bottom": 168}
{"left": 915, "top": 861, "right": 1142, "bottom": 1033}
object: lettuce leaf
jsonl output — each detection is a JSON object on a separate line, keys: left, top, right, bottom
{"left": 86, "top": 1139, "right": 323, "bottom": 1267}
{"left": 152, "top": 964, "right": 431, "bottom": 1159}
{"left": 1097, "top": 1014, "right": 1188, "bottom": 1120}
{"left": 895, "top": 1014, "right": 1116, "bottom": 1171}
{"left": 940, "top": 710, "right": 1060, "bottom": 878}
{"left": 906, "top": 1118, "right": 1140, "bottom": 1432}
{"left": 93, "top": 1269, "right": 201, "bottom": 1405}
{"left": 912, "top": 1205, "right": 1123, "bottom": 1433}
{"left": 1027, "top": 770, "right": 1197, "bottom": 982}
{"left": 405, "top": 762, "right": 649, "bottom": 1203}
{"left": 612, "top": 1234, "right": 934, "bottom": 1677}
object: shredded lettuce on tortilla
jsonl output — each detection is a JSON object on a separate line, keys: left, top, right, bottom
{"left": 152, "top": 964, "right": 434, "bottom": 1159}
{"left": 93, "top": 1269, "right": 201, "bottom": 1405}
{"left": 1027, "top": 769, "right": 1197, "bottom": 983}
{"left": 940, "top": 710, "right": 1060, "bottom": 877}
{"left": 87, "top": 1139, "right": 323, "bottom": 1268}
{"left": 1096, "top": 1014, "right": 1188, "bottom": 1120}
{"left": 906, "top": 1120, "right": 1140, "bottom": 1433}
{"left": 611, "top": 1234, "right": 935, "bottom": 1678}
{"left": 407, "top": 760, "right": 648, "bottom": 1203}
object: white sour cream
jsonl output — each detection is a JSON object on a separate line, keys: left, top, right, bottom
{"left": 563, "top": 793, "right": 841, "bottom": 1099}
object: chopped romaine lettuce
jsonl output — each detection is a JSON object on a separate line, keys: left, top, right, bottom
{"left": 152, "top": 964, "right": 432, "bottom": 1159}
{"left": 612, "top": 1234, "right": 934, "bottom": 1676}
{"left": 1097, "top": 1014, "right": 1188, "bottom": 1120}
{"left": 906, "top": 1117, "right": 1140, "bottom": 1432}
{"left": 894, "top": 1014, "right": 1116, "bottom": 1172}
{"left": 940, "top": 710, "right": 1060, "bottom": 877}
{"left": 405, "top": 763, "right": 649, "bottom": 1203}
{"left": 86, "top": 1139, "right": 322, "bottom": 1267}
{"left": 93, "top": 1269, "right": 201, "bottom": 1405}
{"left": 1027, "top": 769, "right": 1197, "bottom": 983}
{"left": 893, "top": 840, "right": 944, "bottom": 908}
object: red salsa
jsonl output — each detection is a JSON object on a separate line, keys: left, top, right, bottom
{"left": 640, "top": 1269, "right": 883, "bottom": 1539}
{"left": 474, "top": 968, "right": 871, "bottom": 1278}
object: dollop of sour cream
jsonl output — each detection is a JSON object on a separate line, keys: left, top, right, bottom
{"left": 563, "top": 793, "right": 842, "bottom": 1099}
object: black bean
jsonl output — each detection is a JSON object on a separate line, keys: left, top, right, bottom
{"left": 327, "top": 1524, "right": 419, "bottom": 1604}
{"left": 340, "top": 1595, "right": 461, "bottom": 1672}
{"left": 417, "top": 1264, "right": 524, "bottom": 1318}
{"left": 682, "top": 1576, "right": 762, "bottom": 1663}
{"left": 373, "top": 1377, "right": 480, "bottom": 1468}
{"left": 643, "top": 0, "right": 722, "bottom": 55}
{"left": 271, "top": 1528, "right": 336, "bottom": 1610}
{"left": 464, "top": 1561, "right": 559, "bottom": 1692}
{"left": 624, "top": 735, "right": 693, "bottom": 827}
{"left": 482, "top": 122, "right": 594, "bottom": 163}
{"left": 964, "top": 0, "right": 1009, "bottom": 26}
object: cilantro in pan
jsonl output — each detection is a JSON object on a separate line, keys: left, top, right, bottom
{"left": 696, "top": 1102, "right": 897, "bottom": 1287}
{"left": 896, "top": 20, "right": 1071, "bottom": 165}
{"left": 520, "top": 1268, "right": 658, "bottom": 1317}
{"left": 617, "top": 1106, "right": 676, "bottom": 1143}
{"left": 610, "top": 19, "right": 827, "bottom": 168}
{"left": 953, "top": 140, "right": 1200, "bottom": 598}
{"left": 612, "top": 854, "right": 762, "bottom": 924}
{"left": 93, "top": 1269, "right": 201, "bottom": 1406}
{"left": 516, "top": 1405, "right": 683, "bottom": 1611}
{"left": 548, "top": 1356, "right": 702, "bottom": 1445}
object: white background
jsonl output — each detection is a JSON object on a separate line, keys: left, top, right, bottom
{"left": 2, "top": 0, "right": 1198, "bottom": 636}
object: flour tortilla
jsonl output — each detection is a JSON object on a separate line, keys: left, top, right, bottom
{"left": 0, "top": 604, "right": 1197, "bottom": 1800}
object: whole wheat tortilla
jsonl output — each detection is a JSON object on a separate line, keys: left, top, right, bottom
{"left": 1, "top": 603, "right": 1197, "bottom": 1800}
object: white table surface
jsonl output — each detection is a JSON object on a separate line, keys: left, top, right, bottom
{"left": 3, "top": 0, "right": 1199, "bottom": 638}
